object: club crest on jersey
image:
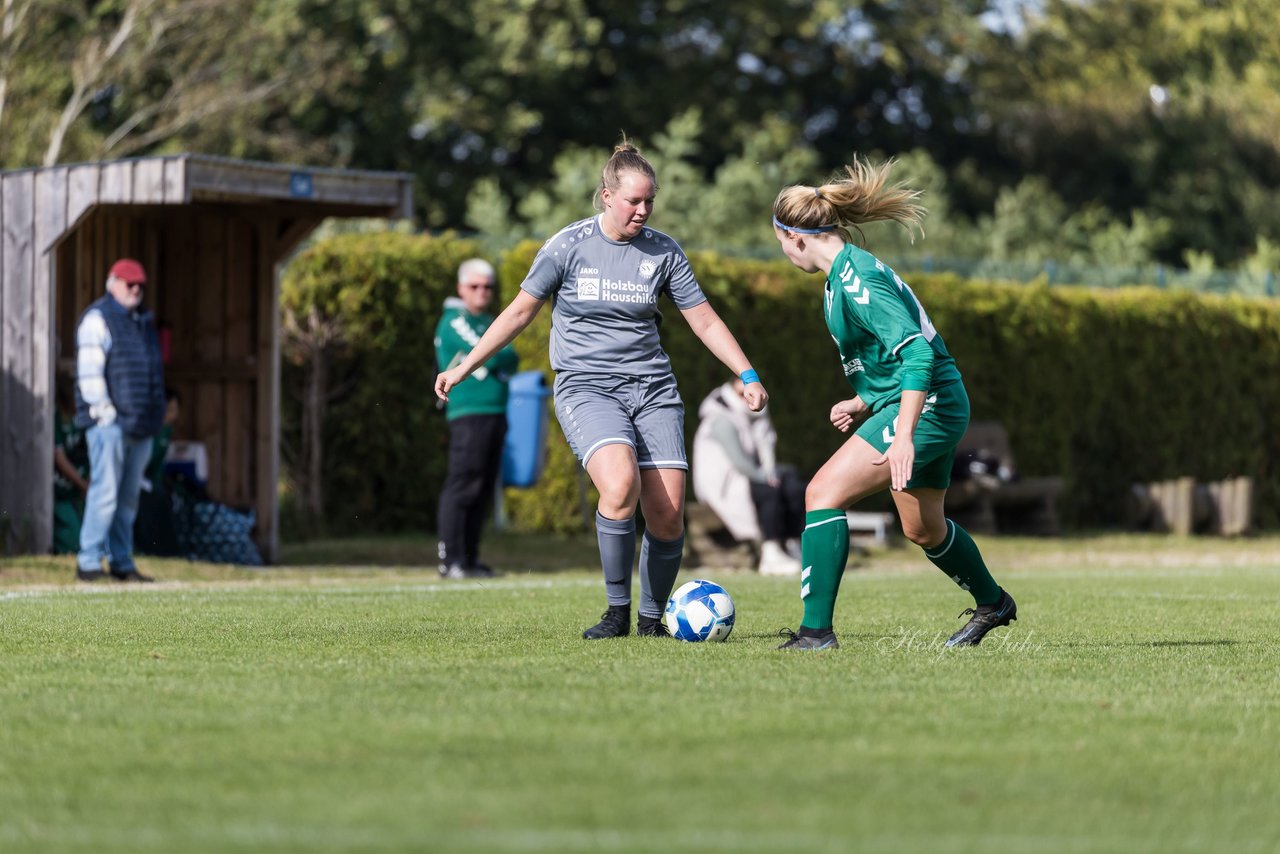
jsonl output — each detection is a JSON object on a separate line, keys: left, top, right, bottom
{"left": 638, "top": 260, "right": 657, "bottom": 278}
{"left": 577, "top": 271, "right": 601, "bottom": 300}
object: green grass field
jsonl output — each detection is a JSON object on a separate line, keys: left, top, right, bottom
{"left": 2, "top": 533, "right": 1279, "bottom": 853}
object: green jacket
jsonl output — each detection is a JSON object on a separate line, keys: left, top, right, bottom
{"left": 434, "top": 297, "right": 519, "bottom": 420}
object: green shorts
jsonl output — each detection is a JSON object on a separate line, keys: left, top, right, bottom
{"left": 854, "top": 381, "right": 970, "bottom": 490}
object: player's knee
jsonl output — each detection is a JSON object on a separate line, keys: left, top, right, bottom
{"left": 644, "top": 511, "right": 684, "bottom": 541}
{"left": 596, "top": 479, "right": 640, "bottom": 518}
{"left": 902, "top": 519, "right": 947, "bottom": 549}
{"left": 804, "top": 477, "right": 840, "bottom": 512}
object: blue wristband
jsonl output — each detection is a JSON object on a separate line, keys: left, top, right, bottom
{"left": 740, "top": 369, "right": 760, "bottom": 385}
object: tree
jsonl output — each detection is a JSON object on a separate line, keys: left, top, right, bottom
{"left": 0, "top": 0, "right": 351, "bottom": 169}
{"left": 970, "top": 0, "right": 1280, "bottom": 264}
{"left": 343, "top": 0, "right": 1002, "bottom": 228}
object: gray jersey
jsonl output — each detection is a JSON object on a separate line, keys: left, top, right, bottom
{"left": 520, "top": 215, "right": 708, "bottom": 376}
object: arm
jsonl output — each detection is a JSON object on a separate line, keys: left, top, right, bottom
{"left": 54, "top": 447, "right": 89, "bottom": 493}
{"left": 707, "top": 418, "right": 771, "bottom": 483}
{"left": 870, "top": 334, "right": 936, "bottom": 491}
{"left": 435, "top": 290, "right": 545, "bottom": 401}
{"left": 76, "top": 309, "right": 116, "bottom": 425}
{"left": 829, "top": 396, "right": 871, "bottom": 433}
{"left": 679, "top": 301, "right": 768, "bottom": 412}
{"left": 485, "top": 341, "right": 520, "bottom": 381}
{"left": 873, "top": 389, "right": 926, "bottom": 492}
{"left": 435, "top": 314, "right": 461, "bottom": 372}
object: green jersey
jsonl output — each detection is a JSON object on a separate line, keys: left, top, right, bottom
{"left": 823, "top": 244, "right": 961, "bottom": 413}
{"left": 434, "top": 297, "right": 519, "bottom": 420}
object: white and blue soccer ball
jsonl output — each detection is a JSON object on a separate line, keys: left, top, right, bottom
{"left": 664, "top": 579, "right": 735, "bottom": 642}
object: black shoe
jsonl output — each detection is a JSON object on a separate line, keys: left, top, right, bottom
{"left": 109, "top": 568, "right": 155, "bottom": 583}
{"left": 75, "top": 568, "right": 105, "bottom": 583}
{"left": 583, "top": 604, "right": 630, "bottom": 639}
{"left": 468, "top": 561, "right": 499, "bottom": 578}
{"left": 776, "top": 627, "right": 839, "bottom": 650}
{"left": 637, "top": 614, "right": 671, "bottom": 638}
{"left": 439, "top": 563, "right": 486, "bottom": 579}
{"left": 945, "top": 590, "right": 1017, "bottom": 647}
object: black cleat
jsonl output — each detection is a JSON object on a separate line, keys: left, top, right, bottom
{"left": 110, "top": 568, "right": 155, "bottom": 583}
{"left": 583, "top": 604, "right": 630, "bottom": 639}
{"left": 75, "top": 568, "right": 105, "bottom": 583}
{"left": 637, "top": 614, "right": 672, "bottom": 638}
{"left": 945, "top": 590, "right": 1017, "bottom": 647}
{"left": 776, "top": 627, "right": 839, "bottom": 650}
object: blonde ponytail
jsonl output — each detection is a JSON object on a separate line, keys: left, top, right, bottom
{"left": 773, "top": 156, "right": 925, "bottom": 244}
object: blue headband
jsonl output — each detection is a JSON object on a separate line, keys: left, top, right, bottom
{"left": 772, "top": 215, "right": 837, "bottom": 234}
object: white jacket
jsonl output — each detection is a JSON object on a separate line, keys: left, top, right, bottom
{"left": 691, "top": 382, "right": 777, "bottom": 542}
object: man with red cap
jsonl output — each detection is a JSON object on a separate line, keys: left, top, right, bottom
{"left": 74, "top": 258, "right": 166, "bottom": 582}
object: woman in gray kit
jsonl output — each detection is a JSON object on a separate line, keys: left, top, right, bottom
{"left": 435, "top": 141, "right": 768, "bottom": 639}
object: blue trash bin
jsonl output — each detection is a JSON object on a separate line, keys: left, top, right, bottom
{"left": 502, "top": 371, "right": 553, "bottom": 487}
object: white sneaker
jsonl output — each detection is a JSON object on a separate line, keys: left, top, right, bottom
{"left": 758, "top": 540, "right": 802, "bottom": 576}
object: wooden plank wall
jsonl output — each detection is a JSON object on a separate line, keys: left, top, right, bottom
{"left": 155, "top": 210, "right": 261, "bottom": 512}
{"left": 256, "top": 220, "right": 282, "bottom": 563}
{"left": 30, "top": 169, "right": 67, "bottom": 555}
{"left": 1, "top": 171, "right": 36, "bottom": 553}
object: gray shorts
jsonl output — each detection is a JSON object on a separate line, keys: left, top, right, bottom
{"left": 553, "top": 372, "right": 687, "bottom": 469}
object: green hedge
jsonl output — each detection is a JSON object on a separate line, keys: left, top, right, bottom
{"left": 283, "top": 234, "right": 1280, "bottom": 534}
{"left": 281, "top": 232, "right": 482, "bottom": 535}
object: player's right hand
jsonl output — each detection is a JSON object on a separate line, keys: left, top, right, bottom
{"left": 829, "top": 396, "right": 868, "bottom": 432}
{"left": 434, "top": 367, "right": 467, "bottom": 402}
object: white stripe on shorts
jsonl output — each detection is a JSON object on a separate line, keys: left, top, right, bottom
{"left": 638, "top": 459, "right": 688, "bottom": 470}
{"left": 582, "top": 436, "right": 634, "bottom": 464}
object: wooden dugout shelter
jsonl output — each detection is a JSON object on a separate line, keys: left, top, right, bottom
{"left": 1, "top": 154, "right": 413, "bottom": 560}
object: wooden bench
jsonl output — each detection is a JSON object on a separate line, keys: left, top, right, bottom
{"left": 1128, "top": 476, "right": 1254, "bottom": 535}
{"left": 683, "top": 501, "right": 896, "bottom": 570}
{"left": 946, "top": 421, "right": 1064, "bottom": 536}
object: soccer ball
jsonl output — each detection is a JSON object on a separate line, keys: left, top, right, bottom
{"left": 664, "top": 579, "right": 735, "bottom": 642}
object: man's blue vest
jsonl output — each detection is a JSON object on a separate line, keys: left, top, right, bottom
{"left": 75, "top": 295, "right": 166, "bottom": 437}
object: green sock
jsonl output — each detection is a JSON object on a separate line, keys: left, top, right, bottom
{"left": 799, "top": 509, "right": 849, "bottom": 631}
{"left": 922, "top": 519, "right": 1001, "bottom": 606}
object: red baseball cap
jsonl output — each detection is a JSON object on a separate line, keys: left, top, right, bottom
{"left": 109, "top": 258, "right": 147, "bottom": 284}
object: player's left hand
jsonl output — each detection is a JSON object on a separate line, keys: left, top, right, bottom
{"left": 872, "top": 437, "right": 915, "bottom": 491}
{"left": 741, "top": 381, "right": 768, "bottom": 412}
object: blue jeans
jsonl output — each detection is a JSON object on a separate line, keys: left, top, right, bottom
{"left": 78, "top": 424, "right": 153, "bottom": 572}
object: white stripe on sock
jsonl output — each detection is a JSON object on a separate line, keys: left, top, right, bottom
{"left": 925, "top": 519, "right": 958, "bottom": 559}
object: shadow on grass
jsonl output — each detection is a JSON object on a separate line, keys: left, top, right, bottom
{"left": 277, "top": 530, "right": 602, "bottom": 573}
{"left": 1052, "top": 639, "right": 1241, "bottom": 649}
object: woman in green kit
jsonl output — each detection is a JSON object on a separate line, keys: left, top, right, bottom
{"left": 770, "top": 157, "right": 1017, "bottom": 650}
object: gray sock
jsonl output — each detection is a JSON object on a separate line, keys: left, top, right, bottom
{"left": 595, "top": 511, "right": 636, "bottom": 606}
{"left": 638, "top": 530, "right": 684, "bottom": 619}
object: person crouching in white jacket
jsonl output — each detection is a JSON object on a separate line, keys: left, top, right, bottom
{"left": 692, "top": 380, "right": 806, "bottom": 575}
